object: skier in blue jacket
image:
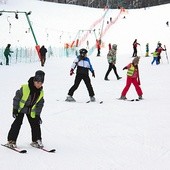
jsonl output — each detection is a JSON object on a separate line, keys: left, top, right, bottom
{"left": 66, "top": 48, "right": 95, "bottom": 102}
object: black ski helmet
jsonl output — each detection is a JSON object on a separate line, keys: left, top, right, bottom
{"left": 79, "top": 48, "right": 88, "bottom": 55}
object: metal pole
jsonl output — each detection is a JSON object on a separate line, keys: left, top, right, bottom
{"left": 0, "top": 10, "right": 41, "bottom": 60}
{"left": 24, "top": 12, "right": 38, "bottom": 45}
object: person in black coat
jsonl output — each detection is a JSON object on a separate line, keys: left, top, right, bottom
{"left": 132, "top": 39, "right": 140, "bottom": 57}
{"left": 6, "top": 70, "right": 45, "bottom": 148}
{"left": 39, "top": 45, "right": 47, "bottom": 66}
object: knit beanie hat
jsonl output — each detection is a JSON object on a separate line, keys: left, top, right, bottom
{"left": 112, "top": 44, "right": 117, "bottom": 50}
{"left": 132, "top": 56, "right": 140, "bottom": 65}
{"left": 34, "top": 70, "right": 45, "bottom": 83}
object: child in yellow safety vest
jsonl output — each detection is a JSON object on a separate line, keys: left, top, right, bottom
{"left": 119, "top": 56, "right": 143, "bottom": 100}
{"left": 151, "top": 51, "right": 159, "bottom": 65}
{"left": 5, "top": 70, "right": 45, "bottom": 149}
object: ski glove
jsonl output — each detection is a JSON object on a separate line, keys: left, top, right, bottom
{"left": 92, "top": 71, "right": 95, "bottom": 78}
{"left": 70, "top": 69, "right": 74, "bottom": 76}
{"left": 12, "top": 109, "right": 18, "bottom": 118}
{"left": 123, "top": 66, "right": 127, "bottom": 70}
{"left": 37, "top": 115, "right": 42, "bottom": 124}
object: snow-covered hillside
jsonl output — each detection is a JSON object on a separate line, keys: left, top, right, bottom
{"left": 0, "top": 0, "right": 170, "bottom": 170}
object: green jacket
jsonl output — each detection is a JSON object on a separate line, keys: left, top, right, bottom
{"left": 4, "top": 47, "right": 13, "bottom": 57}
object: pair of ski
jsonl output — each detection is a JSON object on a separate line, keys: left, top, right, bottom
{"left": 57, "top": 99, "right": 103, "bottom": 104}
{"left": 117, "top": 98, "right": 140, "bottom": 102}
{"left": 86, "top": 100, "right": 103, "bottom": 104}
{"left": 1, "top": 144, "right": 55, "bottom": 154}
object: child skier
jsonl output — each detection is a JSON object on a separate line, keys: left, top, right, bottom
{"left": 119, "top": 56, "right": 143, "bottom": 100}
{"left": 156, "top": 42, "right": 166, "bottom": 64}
{"left": 5, "top": 70, "right": 45, "bottom": 148}
{"left": 145, "top": 43, "right": 149, "bottom": 57}
{"left": 151, "top": 51, "right": 159, "bottom": 65}
{"left": 104, "top": 44, "right": 122, "bottom": 81}
{"left": 66, "top": 48, "right": 95, "bottom": 102}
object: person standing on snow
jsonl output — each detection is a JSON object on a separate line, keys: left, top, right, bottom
{"left": 5, "top": 70, "right": 45, "bottom": 148}
{"left": 119, "top": 56, "right": 143, "bottom": 100}
{"left": 104, "top": 44, "right": 122, "bottom": 81}
{"left": 39, "top": 45, "right": 47, "bottom": 67}
{"left": 145, "top": 43, "right": 149, "bottom": 57}
{"left": 156, "top": 42, "right": 166, "bottom": 64}
{"left": 4, "top": 44, "right": 13, "bottom": 65}
{"left": 96, "top": 39, "right": 101, "bottom": 56}
{"left": 66, "top": 48, "right": 95, "bottom": 102}
{"left": 166, "top": 21, "right": 169, "bottom": 27}
{"left": 132, "top": 39, "right": 140, "bottom": 57}
{"left": 151, "top": 50, "right": 159, "bottom": 65}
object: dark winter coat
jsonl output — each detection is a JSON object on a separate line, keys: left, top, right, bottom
{"left": 71, "top": 55, "right": 94, "bottom": 76}
{"left": 39, "top": 46, "right": 47, "bottom": 57}
{"left": 4, "top": 47, "right": 13, "bottom": 57}
{"left": 13, "top": 77, "right": 44, "bottom": 116}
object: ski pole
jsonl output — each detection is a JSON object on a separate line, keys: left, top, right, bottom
{"left": 164, "top": 45, "right": 169, "bottom": 64}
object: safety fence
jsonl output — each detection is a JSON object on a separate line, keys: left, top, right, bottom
{"left": 0, "top": 46, "right": 77, "bottom": 65}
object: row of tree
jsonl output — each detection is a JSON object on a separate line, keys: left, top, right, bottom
{"left": 39, "top": 0, "right": 170, "bottom": 9}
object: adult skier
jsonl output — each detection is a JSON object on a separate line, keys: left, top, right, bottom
{"left": 39, "top": 45, "right": 47, "bottom": 67}
{"left": 156, "top": 42, "right": 166, "bottom": 64}
{"left": 4, "top": 44, "right": 13, "bottom": 65}
{"left": 132, "top": 39, "right": 140, "bottom": 57}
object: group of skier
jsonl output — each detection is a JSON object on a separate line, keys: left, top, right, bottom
{"left": 5, "top": 45, "right": 143, "bottom": 149}
{"left": 4, "top": 38, "right": 168, "bottom": 150}
{"left": 66, "top": 39, "right": 167, "bottom": 104}
{"left": 132, "top": 39, "right": 167, "bottom": 65}
{"left": 151, "top": 42, "right": 166, "bottom": 65}
{"left": 66, "top": 44, "right": 143, "bottom": 103}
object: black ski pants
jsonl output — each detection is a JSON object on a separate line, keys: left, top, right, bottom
{"left": 68, "top": 74, "right": 95, "bottom": 97}
{"left": 41, "top": 56, "right": 46, "bottom": 67}
{"left": 5, "top": 54, "right": 9, "bottom": 65}
{"left": 97, "top": 48, "right": 101, "bottom": 56}
{"left": 132, "top": 47, "right": 137, "bottom": 57}
{"left": 7, "top": 112, "right": 42, "bottom": 142}
{"left": 105, "top": 63, "right": 119, "bottom": 79}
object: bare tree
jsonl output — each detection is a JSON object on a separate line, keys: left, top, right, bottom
{"left": 40, "top": 0, "right": 170, "bottom": 8}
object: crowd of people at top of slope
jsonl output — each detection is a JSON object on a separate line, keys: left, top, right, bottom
{"left": 2, "top": 39, "right": 166, "bottom": 66}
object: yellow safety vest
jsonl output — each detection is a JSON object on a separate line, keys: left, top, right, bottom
{"left": 18, "top": 84, "right": 44, "bottom": 118}
{"left": 127, "top": 64, "right": 135, "bottom": 76}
